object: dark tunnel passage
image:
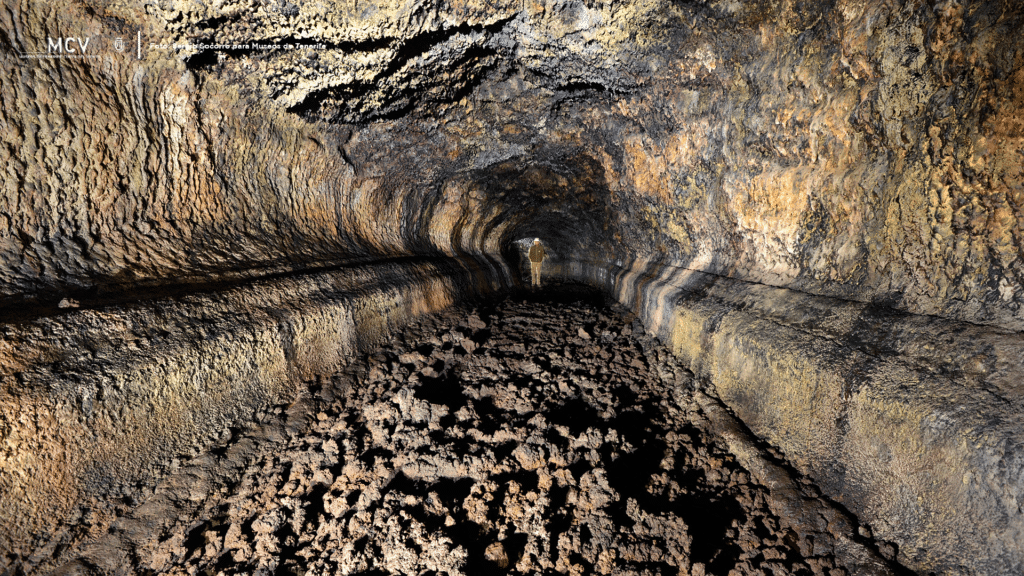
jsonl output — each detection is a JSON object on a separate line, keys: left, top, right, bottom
{"left": 480, "top": 150, "right": 620, "bottom": 280}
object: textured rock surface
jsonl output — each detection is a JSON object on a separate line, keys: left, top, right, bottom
{"left": 2, "top": 0, "right": 1022, "bottom": 327}
{"left": 573, "top": 257, "right": 1024, "bottom": 575}
{"left": 0, "top": 256, "right": 511, "bottom": 568}
{"left": 24, "top": 289, "right": 899, "bottom": 575}
{"left": 2, "top": 0, "right": 1024, "bottom": 574}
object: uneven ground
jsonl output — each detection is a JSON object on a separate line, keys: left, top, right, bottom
{"left": 39, "top": 285, "right": 903, "bottom": 576}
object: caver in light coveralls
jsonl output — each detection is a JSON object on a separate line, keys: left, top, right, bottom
{"left": 528, "top": 240, "right": 546, "bottom": 288}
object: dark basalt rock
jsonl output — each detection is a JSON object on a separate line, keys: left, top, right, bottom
{"left": 1, "top": 0, "right": 1023, "bottom": 574}
{"left": 35, "top": 289, "right": 901, "bottom": 576}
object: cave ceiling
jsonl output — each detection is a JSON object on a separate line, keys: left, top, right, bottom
{"left": 1, "top": 0, "right": 1022, "bottom": 329}
{"left": 160, "top": 0, "right": 661, "bottom": 123}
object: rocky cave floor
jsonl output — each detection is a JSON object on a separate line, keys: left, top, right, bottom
{"left": 51, "top": 284, "right": 893, "bottom": 576}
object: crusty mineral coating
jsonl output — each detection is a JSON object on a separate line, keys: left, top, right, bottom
{"left": 0, "top": 257, "right": 512, "bottom": 568}
{"left": 2, "top": 0, "right": 1022, "bottom": 328}
{"left": 2, "top": 0, "right": 1024, "bottom": 574}
{"left": 571, "top": 260, "right": 1024, "bottom": 575}
{"left": 34, "top": 289, "right": 896, "bottom": 575}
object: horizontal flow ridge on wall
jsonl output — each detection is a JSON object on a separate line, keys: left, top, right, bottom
{"left": 0, "top": 254, "right": 514, "bottom": 568}
{"left": 565, "top": 256, "right": 1024, "bottom": 576}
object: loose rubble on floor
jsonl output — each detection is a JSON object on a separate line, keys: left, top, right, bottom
{"left": 52, "top": 285, "right": 902, "bottom": 576}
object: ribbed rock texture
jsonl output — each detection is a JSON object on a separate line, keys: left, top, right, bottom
{"left": 2, "top": 0, "right": 1022, "bottom": 327}
{"left": 573, "top": 257, "right": 1024, "bottom": 576}
{"left": 1, "top": 0, "right": 1023, "bottom": 574}
{"left": 0, "top": 257, "right": 512, "bottom": 566}
{"left": 32, "top": 291, "right": 900, "bottom": 576}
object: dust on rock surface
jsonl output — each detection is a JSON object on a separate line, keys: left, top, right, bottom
{"left": 61, "top": 284, "right": 867, "bottom": 576}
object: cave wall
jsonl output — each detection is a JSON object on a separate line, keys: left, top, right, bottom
{"left": 0, "top": 0, "right": 654, "bottom": 304}
{"left": 2, "top": 0, "right": 1022, "bottom": 327}
{"left": 0, "top": 256, "right": 511, "bottom": 568}
{"left": 569, "top": 255, "right": 1024, "bottom": 575}
{"left": 547, "top": 0, "right": 1024, "bottom": 331}
{"left": 1, "top": 0, "right": 1024, "bottom": 574}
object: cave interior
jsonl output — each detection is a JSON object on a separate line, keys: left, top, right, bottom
{"left": 1, "top": 0, "right": 1024, "bottom": 574}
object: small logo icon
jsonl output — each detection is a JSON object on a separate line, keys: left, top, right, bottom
{"left": 114, "top": 37, "right": 125, "bottom": 52}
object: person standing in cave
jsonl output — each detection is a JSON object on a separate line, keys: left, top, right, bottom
{"left": 529, "top": 238, "right": 546, "bottom": 288}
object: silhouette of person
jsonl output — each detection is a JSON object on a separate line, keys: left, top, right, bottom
{"left": 528, "top": 238, "right": 546, "bottom": 288}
